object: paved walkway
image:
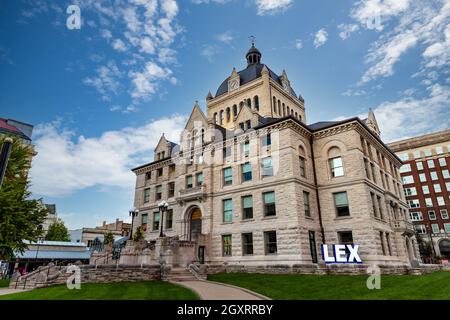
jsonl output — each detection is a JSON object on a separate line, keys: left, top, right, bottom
{"left": 0, "top": 288, "right": 29, "bottom": 296}
{"left": 171, "top": 280, "right": 269, "bottom": 300}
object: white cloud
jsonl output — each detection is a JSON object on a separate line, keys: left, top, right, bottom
{"left": 346, "top": 0, "right": 450, "bottom": 84}
{"left": 112, "top": 38, "right": 128, "bottom": 52}
{"left": 314, "top": 29, "right": 328, "bottom": 48}
{"left": 295, "top": 39, "right": 303, "bottom": 50}
{"left": 255, "top": 0, "right": 293, "bottom": 15}
{"left": 215, "top": 31, "right": 234, "bottom": 44}
{"left": 371, "top": 84, "right": 450, "bottom": 142}
{"left": 129, "top": 61, "right": 173, "bottom": 100}
{"left": 30, "top": 115, "right": 187, "bottom": 197}
{"left": 338, "top": 23, "right": 359, "bottom": 40}
{"left": 83, "top": 61, "right": 122, "bottom": 101}
{"left": 200, "top": 44, "right": 220, "bottom": 62}
{"left": 140, "top": 37, "right": 155, "bottom": 54}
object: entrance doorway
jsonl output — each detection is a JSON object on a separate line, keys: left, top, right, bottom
{"left": 198, "top": 246, "right": 205, "bottom": 264}
{"left": 189, "top": 208, "right": 202, "bottom": 241}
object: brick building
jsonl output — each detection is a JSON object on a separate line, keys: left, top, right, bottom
{"left": 388, "top": 130, "right": 450, "bottom": 260}
{"left": 131, "top": 44, "right": 418, "bottom": 268}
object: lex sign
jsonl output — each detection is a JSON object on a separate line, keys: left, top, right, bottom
{"left": 321, "top": 244, "right": 362, "bottom": 264}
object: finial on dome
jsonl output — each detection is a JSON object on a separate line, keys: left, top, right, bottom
{"left": 246, "top": 36, "right": 261, "bottom": 66}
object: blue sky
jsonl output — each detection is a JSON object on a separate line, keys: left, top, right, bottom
{"left": 1, "top": 0, "right": 449, "bottom": 229}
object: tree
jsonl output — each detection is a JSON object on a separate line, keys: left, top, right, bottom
{"left": 103, "top": 231, "right": 114, "bottom": 245}
{"left": 133, "top": 226, "right": 145, "bottom": 241}
{"left": 45, "top": 219, "right": 70, "bottom": 241}
{"left": 0, "top": 136, "right": 48, "bottom": 260}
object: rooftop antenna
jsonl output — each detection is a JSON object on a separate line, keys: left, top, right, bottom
{"left": 249, "top": 35, "right": 255, "bottom": 46}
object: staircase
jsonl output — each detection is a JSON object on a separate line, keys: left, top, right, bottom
{"left": 168, "top": 267, "right": 198, "bottom": 282}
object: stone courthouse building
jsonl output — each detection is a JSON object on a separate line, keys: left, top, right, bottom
{"left": 131, "top": 45, "right": 419, "bottom": 269}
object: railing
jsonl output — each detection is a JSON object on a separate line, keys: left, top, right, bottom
{"left": 394, "top": 219, "right": 414, "bottom": 231}
{"left": 176, "top": 186, "right": 206, "bottom": 202}
{"left": 179, "top": 186, "right": 203, "bottom": 195}
{"left": 188, "top": 263, "right": 206, "bottom": 280}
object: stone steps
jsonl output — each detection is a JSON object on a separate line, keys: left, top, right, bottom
{"left": 168, "top": 268, "right": 197, "bottom": 281}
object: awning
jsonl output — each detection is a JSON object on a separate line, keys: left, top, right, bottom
{"left": 15, "top": 250, "right": 92, "bottom": 260}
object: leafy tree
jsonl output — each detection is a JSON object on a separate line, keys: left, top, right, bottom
{"left": 103, "top": 231, "right": 114, "bottom": 245}
{"left": 415, "top": 231, "right": 432, "bottom": 261}
{"left": 45, "top": 219, "right": 70, "bottom": 241}
{"left": 0, "top": 135, "right": 47, "bottom": 260}
{"left": 133, "top": 226, "right": 145, "bottom": 241}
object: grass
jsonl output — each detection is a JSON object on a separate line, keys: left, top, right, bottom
{"left": 208, "top": 271, "right": 450, "bottom": 300}
{"left": 0, "top": 279, "right": 9, "bottom": 288}
{"left": 0, "top": 281, "right": 199, "bottom": 300}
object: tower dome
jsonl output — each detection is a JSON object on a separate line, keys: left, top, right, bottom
{"left": 246, "top": 44, "right": 261, "bottom": 66}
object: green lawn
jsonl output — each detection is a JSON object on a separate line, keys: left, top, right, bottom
{"left": 208, "top": 271, "right": 450, "bottom": 300}
{"left": 0, "top": 281, "right": 198, "bottom": 300}
{"left": 0, "top": 279, "right": 9, "bottom": 288}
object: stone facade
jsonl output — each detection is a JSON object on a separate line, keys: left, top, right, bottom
{"left": 131, "top": 45, "right": 419, "bottom": 271}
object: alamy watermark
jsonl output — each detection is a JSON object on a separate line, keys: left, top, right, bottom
{"left": 366, "top": 265, "right": 381, "bottom": 290}
{"left": 66, "top": 5, "right": 81, "bottom": 30}
{"left": 66, "top": 265, "right": 81, "bottom": 290}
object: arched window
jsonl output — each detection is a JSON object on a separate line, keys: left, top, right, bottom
{"left": 247, "top": 98, "right": 251, "bottom": 108}
{"left": 239, "top": 101, "right": 244, "bottom": 110}
{"left": 286, "top": 106, "right": 290, "bottom": 115}
{"left": 191, "top": 130, "right": 196, "bottom": 148}
{"left": 277, "top": 100, "right": 281, "bottom": 115}
{"left": 226, "top": 107, "right": 231, "bottom": 123}
{"left": 273, "top": 97, "right": 277, "bottom": 113}
{"left": 295, "top": 112, "right": 298, "bottom": 118}
{"left": 291, "top": 109, "right": 294, "bottom": 116}
{"left": 254, "top": 95, "right": 259, "bottom": 111}
{"left": 232, "top": 104, "right": 237, "bottom": 119}
{"left": 201, "top": 129, "right": 205, "bottom": 144}
{"left": 187, "top": 134, "right": 191, "bottom": 149}
{"left": 282, "top": 103, "right": 286, "bottom": 116}
{"left": 213, "top": 112, "right": 218, "bottom": 124}
{"left": 328, "top": 146, "right": 344, "bottom": 178}
{"left": 220, "top": 110, "right": 224, "bottom": 125}
{"left": 299, "top": 114, "right": 302, "bottom": 121}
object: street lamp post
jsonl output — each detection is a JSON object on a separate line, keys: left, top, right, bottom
{"left": 128, "top": 207, "right": 139, "bottom": 240}
{"left": 158, "top": 201, "right": 169, "bottom": 238}
{"left": 0, "top": 137, "right": 13, "bottom": 188}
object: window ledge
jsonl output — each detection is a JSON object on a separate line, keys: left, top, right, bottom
{"left": 334, "top": 216, "right": 351, "bottom": 220}
{"left": 262, "top": 215, "right": 277, "bottom": 220}
{"left": 221, "top": 222, "right": 234, "bottom": 225}
{"left": 241, "top": 218, "right": 255, "bottom": 222}
{"left": 305, "top": 216, "right": 314, "bottom": 220}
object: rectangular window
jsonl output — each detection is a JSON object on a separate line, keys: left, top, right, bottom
{"left": 242, "top": 141, "right": 250, "bottom": 156}
{"left": 263, "top": 191, "right": 276, "bottom": 216}
{"left": 168, "top": 182, "right": 175, "bottom": 198}
{"left": 144, "top": 188, "right": 151, "bottom": 203}
{"left": 261, "top": 133, "right": 271, "bottom": 147}
{"left": 434, "top": 184, "right": 442, "bottom": 193}
{"left": 262, "top": 157, "right": 273, "bottom": 177}
{"left": 436, "top": 146, "right": 444, "bottom": 154}
{"left": 447, "top": 182, "right": 450, "bottom": 191}
{"left": 223, "top": 167, "right": 233, "bottom": 186}
{"left": 414, "top": 150, "right": 421, "bottom": 159}
{"left": 439, "top": 158, "right": 446, "bottom": 166}
{"left": 398, "top": 153, "right": 409, "bottom": 161}
{"left": 437, "top": 196, "right": 445, "bottom": 206}
{"left": 422, "top": 185, "right": 430, "bottom": 194}
{"left": 364, "top": 159, "right": 370, "bottom": 179}
{"left": 408, "top": 199, "right": 420, "bottom": 208}
{"left": 246, "top": 120, "right": 252, "bottom": 130}
{"left": 400, "top": 164, "right": 411, "bottom": 173}
{"left": 431, "top": 224, "right": 440, "bottom": 234}
{"left": 223, "top": 199, "right": 233, "bottom": 222}
{"left": 424, "top": 149, "right": 432, "bottom": 157}
{"left": 146, "top": 172, "right": 151, "bottom": 181}
{"left": 416, "top": 161, "right": 424, "bottom": 170}
{"left": 141, "top": 213, "right": 148, "bottom": 224}
{"left": 404, "top": 187, "right": 417, "bottom": 196}
{"left": 152, "top": 212, "right": 160, "bottom": 231}
{"left": 409, "top": 212, "right": 423, "bottom": 221}
{"left": 380, "top": 231, "right": 386, "bottom": 255}
{"left": 430, "top": 172, "right": 438, "bottom": 181}
{"left": 196, "top": 172, "right": 203, "bottom": 187}
{"left": 223, "top": 146, "right": 231, "bottom": 160}
{"left": 419, "top": 173, "right": 427, "bottom": 182}
{"left": 264, "top": 231, "right": 277, "bottom": 254}
{"left": 425, "top": 198, "right": 433, "bottom": 207}
{"left": 241, "top": 162, "right": 252, "bottom": 182}
{"left": 156, "top": 185, "right": 162, "bottom": 200}
{"left": 415, "top": 224, "right": 426, "bottom": 234}
{"left": 442, "top": 209, "right": 449, "bottom": 220}
{"left": 429, "top": 211, "right": 437, "bottom": 220}
{"left": 222, "top": 235, "right": 232, "bottom": 256}
{"left": 402, "top": 175, "right": 414, "bottom": 184}
{"left": 157, "top": 168, "right": 163, "bottom": 177}
{"left": 370, "top": 192, "right": 377, "bottom": 218}
{"left": 329, "top": 157, "right": 344, "bottom": 177}
{"left": 377, "top": 195, "right": 384, "bottom": 219}
{"left": 445, "top": 223, "right": 450, "bottom": 233}
{"left": 169, "top": 164, "right": 176, "bottom": 173}
{"left": 338, "top": 231, "right": 354, "bottom": 245}
{"left": 165, "top": 209, "right": 173, "bottom": 229}
{"left": 371, "top": 163, "right": 377, "bottom": 183}
{"left": 443, "top": 170, "right": 450, "bottom": 179}
{"left": 242, "top": 195, "right": 253, "bottom": 220}
{"left": 427, "top": 159, "right": 435, "bottom": 168}
{"left": 186, "top": 175, "right": 193, "bottom": 189}
{"left": 299, "top": 156, "right": 306, "bottom": 178}
{"left": 334, "top": 192, "right": 350, "bottom": 217}
{"left": 303, "top": 191, "right": 311, "bottom": 217}
{"left": 242, "top": 233, "right": 253, "bottom": 255}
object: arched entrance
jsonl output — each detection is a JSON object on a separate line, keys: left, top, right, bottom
{"left": 189, "top": 207, "right": 202, "bottom": 241}
{"left": 439, "top": 239, "right": 450, "bottom": 259}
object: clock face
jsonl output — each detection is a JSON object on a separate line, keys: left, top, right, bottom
{"left": 229, "top": 79, "right": 239, "bottom": 91}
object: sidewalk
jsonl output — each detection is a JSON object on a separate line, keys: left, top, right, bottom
{"left": 172, "top": 280, "right": 270, "bottom": 300}
{"left": 0, "top": 288, "right": 30, "bottom": 296}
